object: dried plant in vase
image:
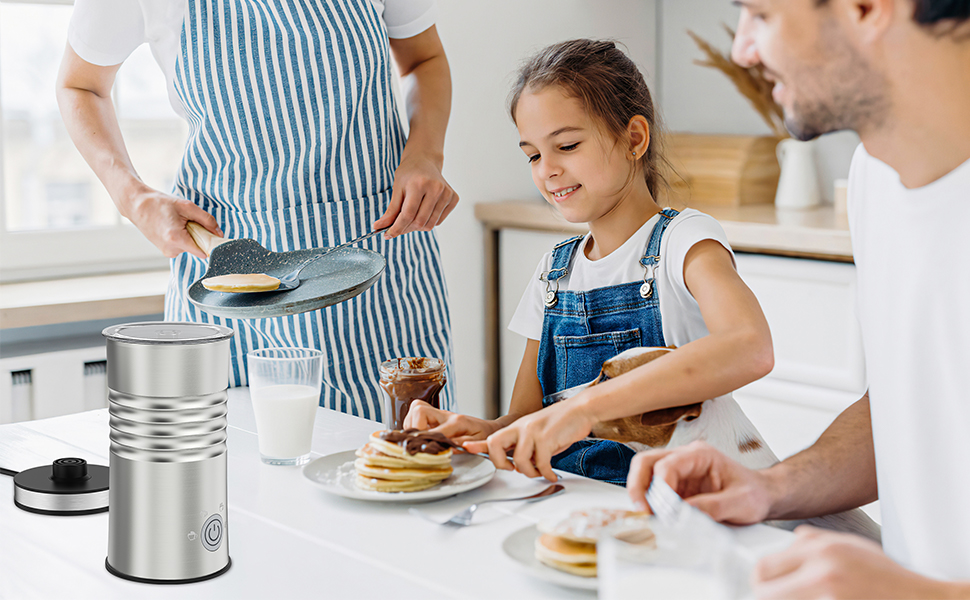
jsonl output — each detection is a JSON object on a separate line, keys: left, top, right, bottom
{"left": 687, "top": 25, "right": 789, "bottom": 138}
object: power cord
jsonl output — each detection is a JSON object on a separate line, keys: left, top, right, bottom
{"left": 1, "top": 467, "right": 19, "bottom": 477}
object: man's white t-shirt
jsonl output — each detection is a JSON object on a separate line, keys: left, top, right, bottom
{"left": 848, "top": 144, "right": 970, "bottom": 579}
{"left": 67, "top": 0, "right": 436, "bottom": 117}
{"left": 509, "top": 208, "right": 734, "bottom": 349}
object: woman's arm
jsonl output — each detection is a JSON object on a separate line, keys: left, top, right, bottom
{"left": 56, "top": 45, "right": 219, "bottom": 259}
{"left": 377, "top": 25, "right": 459, "bottom": 238}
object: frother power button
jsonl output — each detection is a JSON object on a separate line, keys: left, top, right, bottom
{"left": 201, "top": 514, "right": 223, "bottom": 552}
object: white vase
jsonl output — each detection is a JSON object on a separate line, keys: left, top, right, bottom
{"left": 774, "top": 138, "right": 821, "bottom": 210}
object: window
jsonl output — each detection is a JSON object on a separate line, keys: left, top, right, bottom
{"left": 1, "top": 0, "right": 186, "bottom": 282}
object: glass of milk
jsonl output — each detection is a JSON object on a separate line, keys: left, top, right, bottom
{"left": 599, "top": 518, "right": 740, "bottom": 600}
{"left": 247, "top": 348, "right": 323, "bottom": 466}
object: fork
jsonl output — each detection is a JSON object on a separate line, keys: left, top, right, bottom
{"left": 645, "top": 476, "right": 684, "bottom": 526}
{"left": 275, "top": 227, "right": 388, "bottom": 291}
{"left": 411, "top": 483, "right": 565, "bottom": 526}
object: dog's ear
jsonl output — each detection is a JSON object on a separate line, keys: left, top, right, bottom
{"left": 639, "top": 403, "right": 703, "bottom": 427}
{"left": 600, "top": 347, "right": 674, "bottom": 380}
{"left": 591, "top": 403, "right": 704, "bottom": 446}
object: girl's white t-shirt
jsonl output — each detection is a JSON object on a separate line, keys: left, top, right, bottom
{"left": 67, "top": 0, "right": 437, "bottom": 117}
{"left": 509, "top": 208, "right": 734, "bottom": 348}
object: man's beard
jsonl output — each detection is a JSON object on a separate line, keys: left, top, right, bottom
{"left": 782, "top": 21, "right": 891, "bottom": 140}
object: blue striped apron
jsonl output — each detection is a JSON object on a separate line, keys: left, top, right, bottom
{"left": 164, "top": 0, "right": 455, "bottom": 421}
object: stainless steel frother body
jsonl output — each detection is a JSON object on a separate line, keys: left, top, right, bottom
{"left": 103, "top": 322, "right": 234, "bottom": 584}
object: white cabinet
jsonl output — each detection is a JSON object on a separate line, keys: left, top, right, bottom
{"left": 733, "top": 253, "right": 866, "bottom": 458}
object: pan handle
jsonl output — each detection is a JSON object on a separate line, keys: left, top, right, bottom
{"left": 186, "top": 222, "right": 228, "bottom": 258}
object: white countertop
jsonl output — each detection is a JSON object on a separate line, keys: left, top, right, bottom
{"left": 0, "top": 388, "right": 792, "bottom": 599}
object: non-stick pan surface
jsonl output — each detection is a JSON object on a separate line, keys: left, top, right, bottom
{"left": 187, "top": 239, "right": 385, "bottom": 319}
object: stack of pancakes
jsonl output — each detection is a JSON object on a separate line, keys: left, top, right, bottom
{"left": 354, "top": 430, "right": 454, "bottom": 492}
{"left": 535, "top": 508, "right": 653, "bottom": 577}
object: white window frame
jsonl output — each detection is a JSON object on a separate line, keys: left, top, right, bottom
{"left": 0, "top": 0, "right": 170, "bottom": 283}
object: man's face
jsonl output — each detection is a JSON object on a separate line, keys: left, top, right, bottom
{"left": 731, "top": 0, "right": 889, "bottom": 140}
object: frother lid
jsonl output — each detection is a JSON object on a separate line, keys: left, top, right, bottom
{"left": 14, "top": 458, "right": 109, "bottom": 516}
{"left": 103, "top": 322, "right": 233, "bottom": 345}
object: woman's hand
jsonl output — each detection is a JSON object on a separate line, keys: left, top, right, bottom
{"left": 403, "top": 400, "right": 498, "bottom": 444}
{"left": 380, "top": 26, "right": 457, "bottom": 239}
{"left": 375, "top": 153, "right": 458, "bottom": 238}
{"left": 125, "top": 182, "right": 222, "bottom": 260}
{"left": 463, "top": 398, "right": 597, "bottom": 482}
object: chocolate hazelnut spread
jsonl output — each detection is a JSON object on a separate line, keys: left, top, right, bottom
{"left": 378, "top": 357, "right": 446, "bottom": 430}
{"left": 378, "top": 428, "right": 458, "bottom": 455}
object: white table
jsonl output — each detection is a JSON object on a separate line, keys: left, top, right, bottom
{"left": 0, "top": 388, "right": 792, "bottom": 599}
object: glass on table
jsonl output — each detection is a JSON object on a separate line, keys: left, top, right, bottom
{"left": 378, "top": 357, "right": 446, "bottom": 430}
{"left": 247, "top": 348, "right": 323, "bottom": 466}
{"left": 598, "top": 516, "right": 741, "bottom": 600}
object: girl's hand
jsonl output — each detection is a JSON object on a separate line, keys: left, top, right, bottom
{"left": 374, "top": 153, "right": 458, "bottom": 239}
{"left": 403, "top": 400, "right": 498, "bottom": 444}
{"left": 463, "top": 399, "right": 597, "bottom": 482}
{"left": 126, "top": 183, "right": 222, "bottom": 260}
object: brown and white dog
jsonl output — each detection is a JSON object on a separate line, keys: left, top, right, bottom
{"left": 578, "top": 346, "right": 881, "bottom": 541}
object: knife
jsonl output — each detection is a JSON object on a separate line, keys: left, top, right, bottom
{"left": 541, "top": 380, "right": 595, "bottom": 405}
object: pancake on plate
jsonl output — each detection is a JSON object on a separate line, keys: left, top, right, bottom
{"left": 353, "top": 429, "right": 455, "bottom": 493}
{"left": 535, "top": 508, "right": 654, "bottom": 577}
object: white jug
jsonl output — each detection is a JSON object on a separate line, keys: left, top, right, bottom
{"left": 774, "top": 138, "right": 821, "bottom": 210}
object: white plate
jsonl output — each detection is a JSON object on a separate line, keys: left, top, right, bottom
{"left": 502, "top": 524, "right": 598, "bottom": 592}
{"left": 303, "top": 449, "right": 496, "bottom": 502}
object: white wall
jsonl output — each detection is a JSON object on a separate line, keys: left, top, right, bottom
{"left": 433, "top": 1, "right": 658, "bottom": 418}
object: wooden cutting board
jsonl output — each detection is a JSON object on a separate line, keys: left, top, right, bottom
{"left": 659, "top": 133, "right": 783, "bottom": 207}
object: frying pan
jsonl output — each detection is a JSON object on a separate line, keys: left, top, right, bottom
{"left": 185, "top": 225, "right": 386, "bottom": 320}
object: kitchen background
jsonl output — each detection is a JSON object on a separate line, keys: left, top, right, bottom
{"left": 0, "top": 0, "right": 871, "bottom": 519}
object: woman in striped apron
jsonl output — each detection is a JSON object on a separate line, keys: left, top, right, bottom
{"left": 58, "top": 0, "right": 457, "bottom": 421}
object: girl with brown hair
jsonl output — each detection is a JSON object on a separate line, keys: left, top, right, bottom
{"left": 408, "top": 39, "right": 774, "bottom": 485}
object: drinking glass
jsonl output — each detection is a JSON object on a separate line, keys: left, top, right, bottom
{"left": 598, "top": 517, "right": 740, "bottom": 600}
{"left": 247, "top": 348, "right": 323, "bottom": 466}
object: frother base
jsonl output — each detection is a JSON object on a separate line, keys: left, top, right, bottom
{"left": 105, "top": 558, "right": 232, "bottom": 584}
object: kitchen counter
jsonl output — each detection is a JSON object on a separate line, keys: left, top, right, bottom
{"left": 0, "top": 270, "right": 169, "bottom": 330}
{"left": 474, "top": 200, "right": 853, "bottom": 418}
{"left": 0, "top": 388, "right": 792, "bottom": 599}
{"left": 474, "top": 200, "right": 853, "bottom": 262}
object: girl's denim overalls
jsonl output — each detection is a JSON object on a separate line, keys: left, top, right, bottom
{"left": 537, "top": 209, "right": 679, "bottom": 485}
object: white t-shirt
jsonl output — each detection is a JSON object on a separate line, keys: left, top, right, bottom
{"left": 848, "top": 144, "right": 970, "bottom": 579}
{"left": 509, "top": 208, "right": 734, "bottom": 348}
{"left": 67, "top": 0, "right": 437, "bottom": 117}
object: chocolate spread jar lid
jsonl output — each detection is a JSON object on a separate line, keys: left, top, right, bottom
{"left": 103, "top": 322, "right": 234, "bottom": 345}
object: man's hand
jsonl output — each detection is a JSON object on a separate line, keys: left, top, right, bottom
{"left": 463, "top": 400, "right": 596, "bottom": 482}
{"left": 374, "top": 153, "right": 458, "bottom": 238}
{"left": 754, "top": 526, "right": 957, "bottom": 599}
{"left": 627, "top": 441, "right": 775, "bottom": 525}
{"left": 403, "top": 400, "right": 497, "bottom": 444}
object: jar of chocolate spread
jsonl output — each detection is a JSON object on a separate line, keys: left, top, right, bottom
{"left": 378, "top": 357, "right": 447, "bottom": 430}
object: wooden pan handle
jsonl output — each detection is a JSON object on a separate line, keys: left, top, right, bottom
{"left": 186, "top": 222, "right": 227, "bottom": 258}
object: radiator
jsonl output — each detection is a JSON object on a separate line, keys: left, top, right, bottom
{"left": 0, "top": 346, "right": 108, "bottom": 424}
